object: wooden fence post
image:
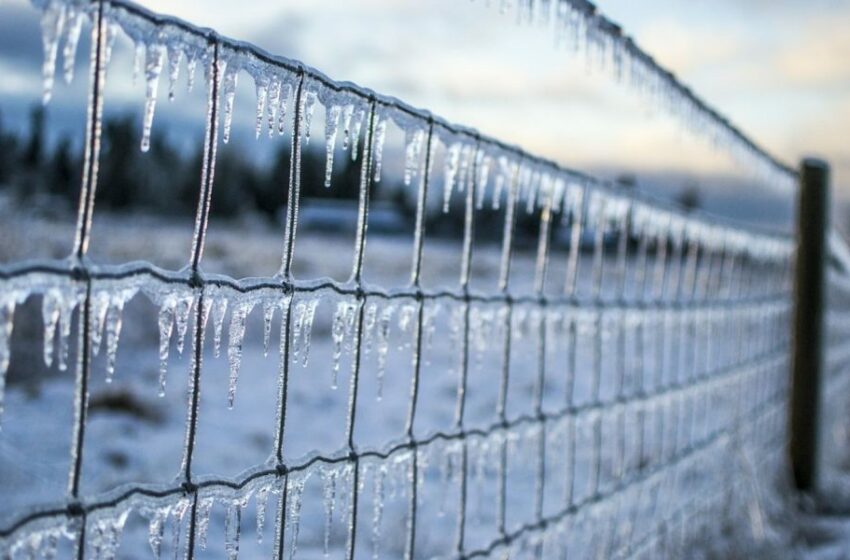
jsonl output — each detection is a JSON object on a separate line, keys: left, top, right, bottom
{"left": 790, "top": 158, "right": 830, "bottom": 492}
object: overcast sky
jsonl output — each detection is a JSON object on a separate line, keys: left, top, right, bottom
{"left": 1, "top": 0, "right": 848, "bottom": 218}
{"left": 118, "top": 0, "right": 849, "bottom": 194}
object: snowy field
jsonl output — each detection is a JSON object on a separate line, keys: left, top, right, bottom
{"left": 1, "top": 201, "right": 850, "bottom": 559}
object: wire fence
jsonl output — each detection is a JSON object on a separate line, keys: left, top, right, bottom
{"left": 0, "top": 0, "right": 847, "bottom": 559}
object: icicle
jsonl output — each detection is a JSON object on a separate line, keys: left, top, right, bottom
{"left": 477, "top": 154, "right": 492, "bottom": 209}
{"left": 300, "top": 299, "right": 318, "bottom": 368}
{"left": 166, "top": 43, "right": 182, "bottom": 101}
{"left": 90, "top": 511, "right": 129, "bottom": 560}
{"left": 350, "top": 108, "right": 365, "bottom": 162}
{"left": 90, "top": 291, "right": 110, "bottom": 358}
{"left": 278, "top": 82, "right": 293, "bottom": 136}
{"left": 341, "top": 105, "right": 354, "bottom": 150}
{"left": 157, "top": 295, "right": 177, "bottom": 397}
{"left": 325, "top": 105, "right": 341, "bottom": 188}
{"left": 39, "top": 0, "right": 67, "bottom": 104}
{"left": 42, "top": 289, "right": 61, "bottom": 368}
{"left": 363, "top": 303, "right": 377, "bottom": 357}
{"left": 227, "top": 301, "right": 254, "bottom": 408}
{"left": 225, "top": 500, "right": 243, "bottom": 560}
{"left": 132, "top": 41, "right": 145, "bottom": 84}
{"left": 422, "top": 304, "right": 440, "bottom": 359}
{"left": 322, "top": 467, "right": 337, "bottom": 557}
{"left": 403, "top": 128, "right": 425, "bottom": 187}
{"left": 331, "top": 302, "right": 354, "bottom": 389}
{"left": 255, "top": 78, "right": 269, "bottom": 138}
{"left": 287, "top": 474, "right": 307, "bottom": 560}
{"left": 170, "top": 498, "right": 191, "bottom": 560}
{"left": 211, "top": 297, "right": 228, "bottom": 358}
{"left": 291, "top": 301, "right": 306, "bottom": 363}
{"left": 372, "top": 117, "right": 387, "bottom": 182}
{"left": 0, "top": 294, "right": 20, "bottom": 425}
{"left": 449, "top": 304, "right": 465, "bottom": 354}
{"left": 41, "top": 529, "right": 60, "bottom": 560}
{"left": 196, "top": 497, "right": 214, "bottom": 550}
{"left": 147, "top": 506, "right": 171, "bottom": 560}
{"left": 61, "top": 6, "right": 83, "bottom": 85}
{"left": 267, "top": 76, "right": 281, "bottom": 138}
{"left": 104, "top": 293, "right": 130, "bottom": 382}
{"left": 302, "top": 90, "right": 318, "bottom": 145}
{"left": 263, "top": 301, "right": 276, "bottom": 357}
{"left": 443, "top": 143, "right": 462, "bottom": 212}
{"left": 140, "top": 42, "right": 166, "bottom": 153}
{"left": 256, "top": 484, "right": 270, "bottom": 544}
{"left": 222, "top": 60, "right": 239, "bottom": 144}
{"left": 56, "top": 292, "right": 76, "bottom": 372}
{"left": 376, "top": 305, "right": 395, "bottom": 400}
{"left": 186, "top": 53, "right": 198, "bottom": 92}
{"left": 173, "top": 295, "right": 193, "bottom": 355}
{"left": 372, "top": 466, "right": 386, "bottom": 560}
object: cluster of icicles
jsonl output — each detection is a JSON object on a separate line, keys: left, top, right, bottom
{"left": 2, "top": 420, "right": 557, "bottom": 559}
{"left": 475, "top": 0, "right": 797, "bottom": 193}
{"left": 34, "top": 0, "right": 799, "bottom": 230}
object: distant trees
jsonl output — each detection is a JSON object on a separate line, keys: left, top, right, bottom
{"left": 0, "top": 104, "right": 548, "bottom": 245}
{"left": 0, "top": 104, "right": 370, "bottom": 221}
{"left": 676, "top": 182, "right": 702, "bottom": 212}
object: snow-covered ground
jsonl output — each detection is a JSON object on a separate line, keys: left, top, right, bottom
{"left": 1, "top": 205, "right": 850, "bottom": 559}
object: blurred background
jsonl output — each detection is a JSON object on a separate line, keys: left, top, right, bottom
{"left": 1, "top": 0, "right": 848, "bottom": 237}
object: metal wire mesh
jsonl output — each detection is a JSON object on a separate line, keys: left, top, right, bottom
{"left": 0, "top": 1, "right": 839, "bottom": 559}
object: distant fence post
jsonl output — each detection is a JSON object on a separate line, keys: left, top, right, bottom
{"left": 790, "top": 158, "right": 830, "bottom": 492}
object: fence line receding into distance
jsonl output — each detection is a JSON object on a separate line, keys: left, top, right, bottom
{"left": 0, "top": 1, "right": 848, "bottom": 559}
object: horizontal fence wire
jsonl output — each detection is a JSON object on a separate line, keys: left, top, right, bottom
{"left": 0, "top": 0, "right": 848, "bottom": 559}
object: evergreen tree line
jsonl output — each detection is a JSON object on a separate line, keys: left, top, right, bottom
{"left": 0, "top": 105, "right": 374, "bottom": 221}
{"left": 0, "top": 105, "right": 550, "bottom": 245}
